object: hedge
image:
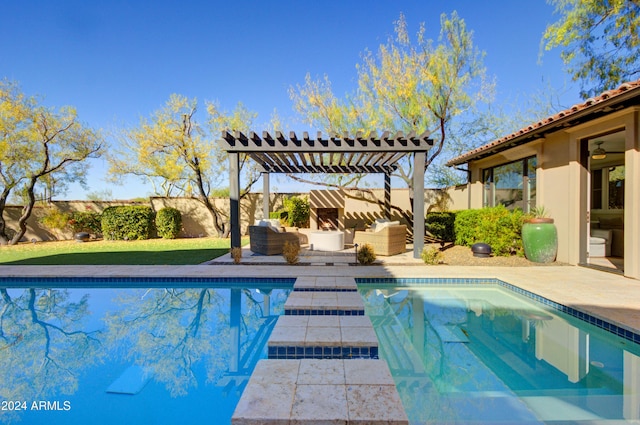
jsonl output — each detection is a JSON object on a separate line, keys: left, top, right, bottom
{"left": 101, "top": 205, "right": 155, "bottom": 240}
{"left": 69, "top": 211, "right": 102, "bottom": 235}
{"left": 454, "top": 205, "right": 524, "bottom": 256}
{"left": 156, "top": 207, "right": 182, "bottom": 239}
{"left": 425, "top": 211, "right": 456, "bottom": 242}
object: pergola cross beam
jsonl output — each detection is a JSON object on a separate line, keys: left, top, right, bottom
{"left": 219, "top": 130, "right": 433, "bottom": 259}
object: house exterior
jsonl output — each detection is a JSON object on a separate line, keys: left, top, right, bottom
{"left": 447, "top": 80, "right": 640, "bottom": 280}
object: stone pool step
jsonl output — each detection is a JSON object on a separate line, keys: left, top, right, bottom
{"left": 267, "top": 315, "right": 379, "bottom": 359}
{"left": 232, "top": 359, "right": 408, "bottom": 425}
{"left": 233, "top": 276, "right": 409, "bottom": 424}
{"left": 293, "top": 276, "right": 357, "bottom": 292}
{"left": 284, "top": 291, "right": 365, "bottom": 316}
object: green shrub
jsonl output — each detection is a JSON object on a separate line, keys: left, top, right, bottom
{"left": 101, "top": 205, "right": 155, "bottom": 240}
{"left": 357, "top": 243, "right": 376, "bottom": 265}
{"left": 454, "top": 209, "right": 482, "bottom": 247}
{"left": 283, "top": 196, "right": 309, "bottom": 227}
{"left": 421, "top": 246, "right": 445, "bottom": 264}
{"left": 454, "top": 206, "right": 525, "bottom": 256}
{"left": 39, "top": 207, "right": 71, "bottom": 231}
{"left": 426, "top": 211, "right": 456, "bottom": 242}
{"left": 269, "top": 211, "right": 288, "bottom": 220}
{"left": 156, "top": 207, "right": 182, "bottom": 239}
{"left": 69, "top": 211, "right": 102, "bottom": 234}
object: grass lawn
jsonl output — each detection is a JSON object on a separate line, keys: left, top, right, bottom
{"left": 0, "top": 237, "right": 249, "bottom": 265}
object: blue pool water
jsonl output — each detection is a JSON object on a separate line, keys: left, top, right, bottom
{"left": 359, "top": 282, "right": 640, "bottom": 425}
{"left": 0, "top": 278, "right": 293, "bottom": 425}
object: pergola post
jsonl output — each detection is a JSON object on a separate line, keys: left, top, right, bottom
{"left": 262, "top": 172, "right": 270, "bottom": 219}
{"left": 229, "top": 152, "right": 241, "bottom": 249}
{"left": 412, "top": 152, "right": 425, "bottom": 258}
{"left": 220, "top": 130, "right": 433, "bottom": 257}
{"left": 384, "top": 172, "right": 391, "bottom": 219}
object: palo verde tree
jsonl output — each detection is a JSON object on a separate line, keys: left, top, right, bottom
{"left": 110, "top": 94, "right": 258, "bottom": 237}
{"left": 289, "top": 12, "right": 489, "bottom": 217}
{"left": 542, "top": 0, "right": 640, "bottom": 98}
{"left": 0, "top": 79, "right": 103, "bottom": 245}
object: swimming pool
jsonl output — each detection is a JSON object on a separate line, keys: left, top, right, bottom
{"left": 0, "top": 278, "right": 293, "bottom": 425}
{"left": 358, "top": 280, "right": 640, "bottom": 424}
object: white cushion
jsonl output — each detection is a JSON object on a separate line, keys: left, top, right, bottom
{"left": 255, "top": 220, "right": 279, "bottom": 232}
{"left": 374, "top": 220, "right": 400, "bottom": 233}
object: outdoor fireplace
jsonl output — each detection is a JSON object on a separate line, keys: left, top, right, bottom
{"left": 317, "top": 208, "right": 339, "bottom": 231}
{"left": 309, "top": 190, "right": 345, "bottom": 233}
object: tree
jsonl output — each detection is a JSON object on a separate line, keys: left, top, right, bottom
{"left": 289, "top": 12, "right": 489, "bottom": 218}
{"left": 110, "top": 95, "right": 259, "bottom": 237}
{"left": 0, "top": 80, "right": 103, "bottom": 245}
{"left": 542, "top": 0, "right": 640, "bottom": 98}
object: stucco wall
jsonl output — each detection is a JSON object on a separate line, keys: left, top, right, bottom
{"left": 3, "top": 189, "right": 461, "bottom": 242}
{"left": 463, "top": 106, "right": 640, "bottom": 280}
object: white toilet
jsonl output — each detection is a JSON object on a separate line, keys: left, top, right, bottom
{"left": 590, "top": 229, "right": 612, "bottom": 257}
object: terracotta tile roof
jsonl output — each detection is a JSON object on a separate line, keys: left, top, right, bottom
{"left": 447, "top": 79, "right": 640, "bottom": 166}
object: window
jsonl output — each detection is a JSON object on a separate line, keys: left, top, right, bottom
{"left": 592, "top": 165, "right": 624, "bottom": 210}
{"left": 483, "top": 156, "right": 537, "bottom": 212}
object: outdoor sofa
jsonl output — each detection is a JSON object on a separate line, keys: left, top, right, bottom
{"left": 353, "top": 219, "right": 407, "bottom": 256}
{"left": 248, "top": 220, "right": 300, "bottom": 255}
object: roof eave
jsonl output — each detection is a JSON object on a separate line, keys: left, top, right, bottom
{"left": 446, "top": 82, "right": 640, "bottom": 167}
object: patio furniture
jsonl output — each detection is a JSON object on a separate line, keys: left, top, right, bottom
{"left": 248, "top": 225, "right": 300, "bottom": 256}
{"left": 309, "top": 230, "right": 344, "bottom": 251}
{"left": 354, "top": 222, "right": 407, "bottom": 256}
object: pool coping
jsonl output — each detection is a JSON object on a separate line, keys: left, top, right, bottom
{"left": 2, "top": 263, "right": 638, "bottom": 342}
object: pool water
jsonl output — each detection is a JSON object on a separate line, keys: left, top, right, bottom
{"left": 0, "top": 282, "right": 292, "bottom": 425}
{"left": 359, "top": 284, "right": 640, "bottom": 425}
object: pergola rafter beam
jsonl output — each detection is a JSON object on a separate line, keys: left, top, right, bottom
{"left": 220, "top": 130, "right": 433, "bottom": 258}
{"left": 220, "top": 130, "right": 431, "bottom": 153}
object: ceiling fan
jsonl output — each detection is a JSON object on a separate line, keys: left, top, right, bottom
{"left": 591, "top": 141, "right": 624, "bottom": 160}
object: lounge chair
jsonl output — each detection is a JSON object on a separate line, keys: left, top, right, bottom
{"left": 248, "top": 225, "right": 300, "bottom": 255}
{"left": 353, "top": 221, "right": 407, "bottom": 256}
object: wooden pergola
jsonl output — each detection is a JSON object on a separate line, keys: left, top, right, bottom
{"left": 219, "top": 130, "right": 433, "bottom": 258}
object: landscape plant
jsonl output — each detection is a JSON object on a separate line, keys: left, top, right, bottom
{"left": 101, "top": 205, "right": 155, "bottom": 240}
{"left": 68, "top": 210, "right": 102, "bottom": 235}
{"left": 110, "top": 95, "right": 261, "bottom": 237}
{"left": 357, "top": 243, "right": 376, "bottom": 265}
{"left": 39, "top": 207, "right": 71, "bottom": 233}
{"left": 230, "top": 246, "right": 242, "bottom": 264}
{"left": 156, "top": 207, "right": 182, "bottom": 239}
{"left": 0, "top": 80, "right": 103, "bottom": 245}
{"left": 454, "top": 206, "right": 524, "bottom": 256}
{"left": 288, "top": 11, "right": 490, "bottom": 214}
{"left": 542, "top": 0, "right": 640, "bottom": 98}
{"left": 282, "top": 241, "right": 300, "bottom": 265}
{"left": 425, "top": 211, "right": 456, "bottom": 243}
{"left": 421, "top": 246, "right": 445, "bottom": 265}
{"left": 282, "top": 196, "right": 309, "bottom": 227}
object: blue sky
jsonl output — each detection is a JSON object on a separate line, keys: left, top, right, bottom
{"left": 1, "top": 0, "right": 576, "bottom": 200}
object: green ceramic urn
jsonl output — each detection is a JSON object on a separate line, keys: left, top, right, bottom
{"left": 522, "top": 218, "right": 557, "bottom": 263}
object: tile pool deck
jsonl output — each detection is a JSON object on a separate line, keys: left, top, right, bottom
{"left": 2, "top": 262, "right": 639, "bottom": 423}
